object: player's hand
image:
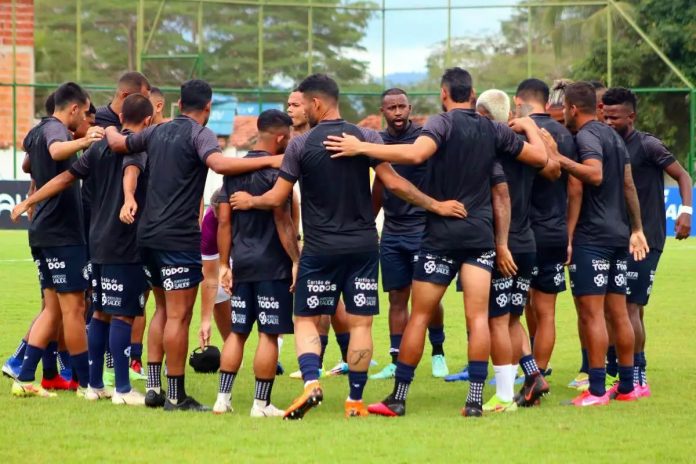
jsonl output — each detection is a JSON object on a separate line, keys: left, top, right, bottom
{"left": 26, "top": 203, "right": 35, "bottom": 221}
{"left": 82, "top": 126, "right": 105, "bottom": 148}
{"left": 675, "top": 212, "right": 691, "bottom": 240}
{"left": 508, "top": 116, "right": 535, "bottom": 134}
{"left": 220, "top": 264, "right": 233, "bottom": 295}
{"left": 629, "top": 231, "right": 650, "bottom": 262}
{"left": 496, "top": 245, "right": 518, "bottom": 277}
{"left": 290, "top": 261, "right": 299, "bottom": 293}
{"left": 269, "top": 155, "right": 284, "bottom": 169}
{"left": 565, "top": 243, "right": 573, "bottom": 266}
{"left": 119, "top": 198, "right": 138, "bottom": 224}
{"left": 11, "top": 200, "right": 29, "bottom": 223}
{"left": 230, "top": 191, "right": 254, "bottom": 211}
{"left": 431, "top": 200, "right": 467, "bottom": 218}
{"left": 324, "top": 133, "right": 363, "bottom": 158}
{"left": 539, "top": 128, "right": 559, "bottom": 156}
{"left": 198, "top": 320, "right": 211, "bottom": 350}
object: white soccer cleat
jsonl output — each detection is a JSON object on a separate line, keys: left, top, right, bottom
{"left": 82, "top": 386, "right": 113, "bottom": 400}
{"left": 213, "top": 398, "right": 233, "bottom": 415}
{"left": 112, "top": 389, "right": 146, "bottom": 406}
{"left": 250, "top": 402, "right": 285, "bottom": 417}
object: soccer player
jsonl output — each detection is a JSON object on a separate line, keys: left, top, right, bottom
{"left": 370, "top": 88, "right": 449, "bottom": 380}
{"left": 213, "top": 110, "right": 298, "bottom": 417}
{"left": 10, "top": 82, "right": 103, "bottom": 398}
{"left": 287, "top": 89, "right": 309, "bottom": 135}
{"left": 13, "top": 93, "right": 155, "bottom": 405}
{"left": 543, "top": 81, "right": 649, "bottom": 406}
{"left": 602, "top": 87, "right": 692, "bottom": 396}
{"left": 324, "top": 68, "right": 548, "bottom": 417}
{"left": 514, "top": 79, "right": 577, "bottom": 384}
{"left": 547, "top": 79, "right": 573, "bottom": 125}
{"left": 149, "top": 86, "right": 168, "bottom": 124}
{"left": 230, "top": 73, "right": 465, "bottom": 419}
{"left": 105, "top": 79, "right": 284, "bottom": 411}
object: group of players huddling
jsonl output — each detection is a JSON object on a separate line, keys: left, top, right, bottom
{"left": 3, "top": 66, "right": 692, "bottom": 419}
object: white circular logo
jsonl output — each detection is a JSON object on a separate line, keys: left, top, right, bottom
{"left": 614, "top": 274, "right": 626, "bottom": 287}
{"left": 353, "top": 293, "right": 366, "bottom": 308}
{"left": 424, "top": 261, "right": 437, "bottom": 274}
{"left": 553, "top": 273, "right": 564, "bottom": 286}
{"left": 101, "top": 293, "right": 107, "bottom": 307}
{"left": 232, "top": 311, "right": 237, "bottom": 324}
{"left": 495, "top": 294, "right": 508, "bottom": 307}
{"left": 82, "top": 266, "right": 90, "bottom": 280}
{"left": 307, "top": 296, "right": 319, "bottom": 309}
{"left": 511, "top": 293, "right": 524, "bottom": 306}
{"left": 259, "top": 312, "right": 267, "bottom": 324}
{"left": 163, "top": 278, "right": 174, "bottom": 291}
{"left": 594, "top": 274, "right": 606, "bottom": 287}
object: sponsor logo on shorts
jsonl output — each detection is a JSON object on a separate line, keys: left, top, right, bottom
{"left": 514, "top": 277, "right": 531, "bottom": 293}
{"left": 139, "top": 293, "right": 145, "bottom": 308}
{"left": 593, "top": 274, "right": 607, "bottom": 287}
{"left": 161, "top": 266, "right": 192, "bottom": 291}
{"left": 101, "top": 278, "right": 124, "bottom": 293}
{"left": 352, "top": 292, "right": 377, "bottom": 309}
{"left": 258, "top": 311, "right": 279, "bottom": 326}
{"left": 495, "top": 293, "right": 509, "bottom": 308}
{"left": 232, "top": 311, "right": 246, "bottom": 325}
{"left": 511, "top": 293, "right": 526, "bottom": 307}
{"left": 307, "top": 295, "right": 319, "bottom": 309}
{"left": 478, "top": 250, "right": 496, "bottom": 268}
{"left": 82, "top": 263, "right": 91, "bottom": 281}
{"left": 616, "top": 260, "right": 627, "bottom": 272}
{"left": 592, "top": 259, "right": 610, "bottom": 271}
{"left": 257, "top": 296, "right": 280, "bottom": 310}
{"left": 614, "top": 274, "right": 626, "bottom": 287}
{"left": 553, "top": 273, "right": 565, "bottom": 287}
{"left": 626, "top": 271, "right": 639, "bottom": 280}
{"left": 354, "top": 278, "right": 377, "bottom": 291}
{"left": 569, "top": 264, "right": 577, "bottom": 272}
{"left": 424, "top": 260, "right": 437, "bottom": 274}
{"left": 306, "top": 280, "right": 337, "bottom": 293}
{"left": 231, "top": 296, "right": 246, "bottom": 309}
{"left": 492, "top": 277, "right": 512, "bottom": 291}
{"left": 46, "top": 258, "right": 66, "bottom": 270}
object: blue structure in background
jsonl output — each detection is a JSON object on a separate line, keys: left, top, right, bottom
{"left": 664, "top": 187, "right": 696, "bottom": 235}
{"left": 207, "top": 93, "right": 284, "bottom": 136}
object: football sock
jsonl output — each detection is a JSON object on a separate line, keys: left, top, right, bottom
{"left": 520, "top": 354, "right": 541, "bottom": 383}
{"left": 335, "top": 332, "right": 350, "bottom": 363}
{"left": 389, "top": 334, "right": 402, "bottom": 365}
{"left": 467, "top": 361, "right": 488, "bottom": 406}
{"left": 130, "top": 343, "right": 143, "bottom": 363}
{"left": 617, "top": 365, "right": 634, "bottom": 394}
{"left": 580, "top": 348, "right": 589, "bottom": 374}
{"left": 298, "top": 353, "right": 321, "bottom": 383}
{"left": 71, "top": 351, "right": 90, "bottom": 388}
{"left": 392, "top": 361, "right": 415, "bottom": 402}
{"left": 348, "top": 370, "right": 368, "bottom": 401}
{"left": 254, "top": 377, "right": 274, "bottom": 405}
{"left": 147, "top": 362, "right": 162, "bottom": 392}
{"left": 639, "top": 351, "right": 647, "bottom": 385}
{"left": 87, "top": 318, "right": 109, "bottom": 388}
{"left": 41, "top": 341, "right": 58, "bottom": 379}
{"left": 633, "top": 353, "right": 641, "bottom": 385}
{"left": 167, "top": 374, "right": 186, "bottom": 403}
{"left": 588, "top": 367, "right": 606, "bottom": 397}
{"left": 110, "top": 318, "right": 133, "bottom": 394}
{"left": 493, "top": 364, "right": 513, "bottom": 402}
{"left": 17, "top": 345, "right": 43, "bottom": 382}
{"left": 606, "top": 345, "right": 618, "bottom": 377}
{"left": 428, "top": 326, "right": 445, "bottom": 356}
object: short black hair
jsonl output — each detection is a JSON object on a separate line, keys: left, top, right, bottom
{"left": 516, "top": 78, "right": 549, "bottom": 104}
{"left": 565, "top": 81, "right": 597, "bottom": 114}
{"left": 88, "top": 103, "right": 96, "bottom": 115}
{"left": 441, "top": 67, "right": 473, "bottom": 103}
{"left": 381, "top": 88, "right": 408, "bottom": 100}
{"left": 297, "top": 74, "right": 340, "bottom": 102}
{"left": 119, "top": 71, "right": 151, "bottom": 93}
{"left": 257, "top": 109, "right": 292, "bottom": 132}
{"left": 150, "top": 86, "right": 164, "bottom": 98}
{"left": 589, "top": 80, "right": 606, "bottom": 91}
{"left": 180, "top": 79, "right": 213, "bottom": 112}
{"left": 53, "top": 82, "right": 90, "bottom": 111}
{"left": 44, "top": 91, "right": 56, "bottom": 116}
{"left": 121, "top": 93, "right": 154, "bottom": 125}
{"left": 602, "top": 87, "right": 637, "bottom": 112}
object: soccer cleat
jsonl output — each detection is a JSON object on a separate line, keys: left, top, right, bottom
{"left": 129, "top": 360, "right": 147, "bottom": 381}
{"left": 250, "top": 402, "right": 284, "bottom": 417}
{"left": 325, "top": 361, "right": 349, "bottom": 377}
{"left": 569, "top": 390, "right": 610, "bottom": 407}
{"left": 284, "top": 381, "right": 324, "bottom": 420}
{"left": 635, "top": 383, "right": 651, "bottom": 398}
{"left": 369, "top": 363, "right": 396, "bottom": 380}
{"left": 607, "top": 383, "right": 639, "bottom": 402}
{"left": 112, "top": 389, "right": 146, "bottom": 406}
{"left": 163, "top": 396, "right": 211, "bottom": 412}
{"left": 82, "top": 386, "right": 113, "bottom": 400}
{"left": 515, "top": 374, "right": 550, "bottom": 407}
{"left": 367, "top": 394, "right": 405, "bottom": 417}
{"left": 276, "top": 362, "right": 285, "bottom": 376}
{"left": 444, "top": 365, "right": 470, "bottom": 382}
{"left": 41, "top": 374, "right": 73, "bottom": 391}
{"left": 11, "top": 381, "right": 57, "bottom": 398}
{"left": 145, "top": 389, "right": 167, "bottom": 408}
{"left": 431, "top": 355, "right": 449, "bottom": 378}
{"left": 60, "top": 367, "right": 72, "bottom": 381}
{"left": 605, "top": 374, "right": 618, "bottom": 389}
{"left": 102, "top": 369, "right": 115, "bottom": 387}
{"left": 213, "top": 398, "right": 233, "bottom": 415}
{"left": 2, "top": 357, "right": 21, "bottom": 379}
{"left": 461, "top": 402, "right": 483, "bottom": 417}
{"left": 483, "top": 394, "right": 518, "bottom": 413}
{"left": 68, "top": 379, "right": 79, "bottom": 391}
{"left": 344, "top": 399, "right": 369, "bottom": 417}
{"left": 567, "top": 372, "right": 589, "bottom": 390}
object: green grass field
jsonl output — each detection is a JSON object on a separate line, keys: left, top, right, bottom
{"left": 1, "top": 230, "right": 695, "bottom": 463}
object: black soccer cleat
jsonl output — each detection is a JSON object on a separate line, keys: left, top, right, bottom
{"left": 461, "top": 402, "right": 483, "bottom": 418}
{"left": 515, "top": 374, "right": 549, "bottom": 407}
{"left": 163, "top": 395, "right": 211, "bottom": 412}
{"left": 367, "top": 394, "right": 406, "bottom": 417}
{"left": 145, "top": 389, "right": 166, "bottom": 408}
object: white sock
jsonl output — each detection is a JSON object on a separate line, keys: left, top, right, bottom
{"left": 277, "top": 336, "right": 284, "bottom": 351}
{"left": 493, "top": 365, "right": 510, "bottom": 402}
{"left": 508, "top": 364, "right": 519, "bottom": 394}
{"left": 253, "top": 399, "right": 267, "bottom": 409}
{"left": 217, "top": 392, "right": 231, "bottom": 404}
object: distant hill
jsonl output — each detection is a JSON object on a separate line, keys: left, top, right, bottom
{"left": 384, "top": 72, "right": 427, "bottom": 86}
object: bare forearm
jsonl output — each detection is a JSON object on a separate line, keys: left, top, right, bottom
{"left": 677, "top": 173, "right": 693, "bottom": 207}
{"left": 388, "top": 178, "right": 437, "bottom": 212}
{"left": 105, "top": 128, "right": 129, "bottom": 153}
{"left": 276, "top": 215, "right": 301, "bottom": 263}
{"left": 123, "top": 166, "right": 140, "bottom": 202}
{"left": 567, "top": 177, "right": 583, "bottom": 241}
{"left": 26, "top": 172, "right": 76, "bottom": 206}
{"left": 624, "top": 172, "right": 643, "bottom": 232}
{"left": 559, "top": 157, "right": 602, "bottom": 186}
{"left": 492, "top": 184, "right": 511, "bottom": 247}
{"left": 217, "top": 222, "right": 232, "bottom": 267}
{"left": 211, "top": 156, "right": 275, "bottom": 176}
{"left": 50, "top": 140, "right": 88, "bottom": 161}
{"left": 357, "top": 142, "right": 424, "bottom": 165}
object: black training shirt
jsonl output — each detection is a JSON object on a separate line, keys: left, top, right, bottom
{"left": 379, "top": 122, "right": 427, "bottom": 236}
{"left": 126, "top": 115, "right": 220, "bottom": 252}
{"left": 624, "top": 130, "right": 676, "bottom": 251}
{"left": 219, "top": 151, "right": 292, "bottom": 282}
{"left": 279, "top": 119, "right": 382, "bottom": 256}
{"left": 420, "top": 109, "right": 523, "bottom": 251}
{"left": 23, "top": 117, "right": 85, "bottom": 248}
{"left": 572, "top": 120, "right": 630, "bottom": 247}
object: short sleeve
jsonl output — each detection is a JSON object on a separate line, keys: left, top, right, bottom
{"left": 490, "top": 159, "right": 507, "bottom": 186}
{"left": 421, "top": 114, "right": 450, "bottom": 148}
{"left": 575, "top": 129, "right": 603, "bottom": 162}
{"left": 279, "top": 136, "right": 304, "bottom": 182}
{"left": 218, "top": 177, "right": 233, "bottom": 201}
{"left": 643, "top": 135, "right": 676, "bottom": 169}
{"left": 360, "top": 127, "right": 385, "bottom": 168}
{"left": 494, "top": 122, "right": 524, "bottom": 159}
{"left": 69, "top": 145, "right": 95, "bottom": 179}
{"left": 122, "top": 151, "right": 147, "bottom": 173}
{"left": 126, "top": 126, "right": 156, "bottom": 154}
{"left": 193, "top": 126, "right": 222, "bottom": 162}
{"left": 44, "top": 120, "right": 70, "bottom": 148}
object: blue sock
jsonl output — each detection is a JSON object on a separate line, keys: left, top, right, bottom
{"left": 428, "top": 325, "right": 445, "bottom": 356}
{"left": 335, "top": 332, "right": 350, "bottom": 363}
{"left": 130, "top": 342, "right": 143, "bottom": 363}
{"left": 633, "top": 353, "right": 641, "bottom": 385}
{"left": 348, "top": 370, "right": 368, "bottom": 401}
{"left": 17, "top": 345, "right": 44, "bottom": 382}
{"left": 12, "top": 339, "right": 27, "bottom": 361}
{"left": 467, "top": 360, "right": 488, "bottom": 406}
{"left": 110, "top": 319, "right": 133, "bottom": 393}
{"left": 519, "top": 354, "right": 540, "bottom": 381}
{"left": 580, "top": 348, "right": 589, "bottom": 373}
{"left": 606, "top": 345, "right": 618, "bottom": 377}
{"left": 298, "top": 353, "right": 321, "bottom": 383}
{"left": 618, "top": 365, "right": 634, "bottom": 394}
{"left": 318, "top": 335, "right": 329, "bottom": 365}
{"left": 639, "top": 351, "right": 647, "bottom": 385}
{"left": 58, "top": 351, "right": 71, "bottom": 378}
{"left": 389, "top": 334, "right": 402, "bottom": 364}
{"left": 71, "top": 351, "right": 90, "bottom": 388}
{"left": 87, "top": 318, "right": 110, "bottom": 388}
{"left": 392, "top": 361, "right": 416, "bottom": 401}
{"left": 588, "top": 367, "right": 606, "bottom": 397}
{"left": 41, "top": 341, "right": 58, "bottom": 379}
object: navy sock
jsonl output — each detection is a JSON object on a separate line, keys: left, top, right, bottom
{"left": 130, "top": 343, "right": 143, "bottom": 363}
{"left": 88, "top": 318, "right": 109, "bottom": 388}
{"left": 519, "top": 354, "right": 540, "bottom": 382}
{"left": 104, "top": 323, "right": 113, "bottom": 369}
{"left": 467, "top": 360, "right": 488, "bottom": 406}
{"left": 167, "top": 375, "right": 186, "bottom": 402}
{"left": 588, "top": 367, "right": 606, "bottom": 397}
{"left": 318, "top": 335, "right": 329, "bottom": 365}
{"left": 298, "top": 353, "right": 321, "bottom": 383}
{"left": 71, "top": 351, "right": 90, "bottom": 388}
{"left": 335, "top": 332, "right": 350, "bottom": 363}
{"left": 41, "top": 341, "right": 58, "bottom": 379}
{"left": 428, "top": 326, "right": 445, "bottom": 356}
{"left": 639, "top": 351, "right": 647, "bottom": 385}
{"left": 17, "top": 345, "right": 44, "bottom": 382}
{"left": 58, "top": 351, "right": 71, "bottom": 376}
{"left": 389, "top": 334, "right": 402, "bottom": 364}
{"left": 255, "top": 377, "right": 274, "bottom": 404}
{"left": 393, "top": 361, "right": 416, "bottom": 401}
{"left": 219, "top": 370, "right": 236, "bottom": 394}
{"left": 606, "top": 345, "right": 618, "bottom": 377}
{"left": 633, "top": 353, "right": 641, "bottom": 385}
{"left": 580, "top": 348, "right": 589, "bottom": 373}
{"left": 348, "top": 370, "right": 368, "bottom": 401}
{"left": 147, "top": 362, "right": 162, "bottom": 390}
{"left": 110, "top": 319, "right": 133, "bottom": 394}
{"left": 12, "top": 339, "right": 27, "bottom": 360}
{"left": 617, "top": 365, "right": 634, "bottom": 394}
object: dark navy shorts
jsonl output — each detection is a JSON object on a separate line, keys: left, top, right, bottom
{"left": 231, "top": 279, "right": 294, "bottom": 335}
{"left": 626, "top": 250, "right": 661, "bottom": 306}
{"left": 489, "top": 252, "right": 536, "bottom": 318}
{"left": 531, "top": 247, "right": 567, "bottom": 294}
{"left": 141, "top": 248, "right": 203, "bottom": 291}
{"left": 414, "top": 249, "right": 495, "bottom": 287}
{"left": 569, "top": 245, "right": 628, "bottom": 297}
{"left": 31, "top": 245, "right": 89, "bottom": 293}
{"left": 380, "top": 232, "right": 421, "bottom": 292}
{"left": 294, "top": 251, "right": 379, "bottom": 317}
{"left": 91, "top": 263, "right": 148, "bottom": 317}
